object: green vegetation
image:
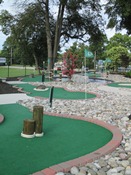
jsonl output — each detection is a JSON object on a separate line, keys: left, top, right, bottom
{"left": 108, "top": 82, "right": 131, "bottom": 88}
{"left": 125, "top": 71, "right": 131, "bottom": 78}
{"left": 0, "top": 66, "right": 38, "bottom": 78}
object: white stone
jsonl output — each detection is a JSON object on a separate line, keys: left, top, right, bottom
{"left": 125, "top": 168, "right": 131, "bottom": 175}
{"left": 121, "top": 160, "right": 129, "bottom": 167}
{"left": 116, "top": 167, "right": 125, "bottom": 172}
{"left": 55, "top": 172, "right": 64, "bottom": 175}
{"left": 121, "top": 117, "right": 129, "bottom": 121}
{"left": 70, "top": 166, "right": 79, "bottom": 174}
{"left": 94, "top": 162, "right": 101, "bottom": 169}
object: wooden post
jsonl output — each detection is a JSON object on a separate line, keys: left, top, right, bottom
{"left": 33, "top": 105, "right": 44, "bottom": 137}
{"left": 59, "top": 73, "right": 62, "bottom": 80}
{"left": 21, "top": 119, "right": 35, "bottom": 138}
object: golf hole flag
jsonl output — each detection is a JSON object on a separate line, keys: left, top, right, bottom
{"left": 84, "top": 49, "right": 94, "bottom": 58}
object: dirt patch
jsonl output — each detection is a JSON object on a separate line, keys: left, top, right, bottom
{"left": 0, "top": 77, "right": 23, "bottom": 94}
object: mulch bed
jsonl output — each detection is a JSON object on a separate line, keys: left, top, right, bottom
{"left": 0, "top": 77, "right": 23, "bottom": 94}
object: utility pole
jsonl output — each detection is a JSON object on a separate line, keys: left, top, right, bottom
{"left": 94, "top": 51, "right": 96, "bottom": 72}
{"left": 10, "top": 47, "right": 12, "bottom": 65}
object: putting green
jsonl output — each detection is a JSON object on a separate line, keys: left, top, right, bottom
{"left": 108, "top": 82, "right": 131, "bottom": 88}
{"left": 14, "top": 83, "right": 96, "bottom": 99}
{"left": 86, "top": 72, "right": 101, "bottom": 78}
{"left": 22, "top": 75, "right": 52, "bottom": 82}
{"left": 0, "top": 104, "right": 112, "bottom": 175}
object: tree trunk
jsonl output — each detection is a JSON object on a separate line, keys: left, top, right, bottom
{"left": 33, "top": 53, "right": 41, "bottom": 74}
{"left": 21, "top": 119, "right": 35, "bottom": 138}
{"left": 33, "top": 105, "right": 44, "bottom": 136}
{"left": 53, "top": 2, "right": 65, "bottom": 65}
{"left": 43, "top": 0, "right": 53, "bottom": 71}
{"left": 37, "top": 0, "right": 66, "bottom": 71}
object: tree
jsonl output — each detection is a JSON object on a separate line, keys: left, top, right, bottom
{"left": 88, "top": 33, "right": 108, "bottom": 60}
{"left": 105, "top": 0, "right": 131, "bottom": 34}
{"left": 65, "top": 42, "right": 84, "bottom": 69}
{"left": 0, "top": 36, "right": 15, "bottom": 65}
{"left": 0, "top": 3, "right": 48, "bottom": 72}
{"left": 12, "top": 3, "right": 48, "bottom": 70}
{"left": 62, "top": 51, "right": 77, "bottom": 79}
{"left": 65, "top": 42, "right": 95, "bottom": 69}
{"left": 106, "top": 46, "right": 130, "bottom": 71}
{"left": 0, "top": 10, "right": 14, "bottom": 35}
{"left": 13, "top": 0, "right": 104, "bottom": 71}
{"left": 106, "top": 33, "right": 131, "bottom": 52}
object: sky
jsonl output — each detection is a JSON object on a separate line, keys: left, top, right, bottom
{"left": 0, "top": 0, "right": 127, "bottom": 51}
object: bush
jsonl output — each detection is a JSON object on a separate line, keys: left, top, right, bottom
{"left": 125, "top": 71, "right": 131, "bottom": 78}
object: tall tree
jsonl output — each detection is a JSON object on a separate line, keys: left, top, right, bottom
{"left": 106, "top": 46, "right": 130, "bottom": 70}
{"left": 14, "top": 0, "right": 104, "bottom": 71}
{"left": 106, "top": 33, "right": 131, "bottom": 52}
{"left": 0, "top": 3, "right": 48, "bottom": 71}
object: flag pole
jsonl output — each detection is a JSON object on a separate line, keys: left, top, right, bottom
{"left": 84, "top": 56, "right": 87, "bottom": 101}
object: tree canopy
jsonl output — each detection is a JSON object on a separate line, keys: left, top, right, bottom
{"left": 0, "top": 3, "right": 48, "bottom": 71}
{"left": 106, "top": 46, "right": 130, "bottom": 70}
{"left": 0, "top": 0, "right": 105, "bottom": 70}
{"left": 106, "top": 33, "right": 131, "bottom": 52}
{"left": 105, "top": 0, "right": 131, "bottom": 34}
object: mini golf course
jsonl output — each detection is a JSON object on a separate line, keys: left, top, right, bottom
{"left": 0, "top": 103, "right": 113, "bottom": 175}
{"left": 13, "top": 83, "right": 96, "bottom": 99}
{"left": 108, "top": 82, "right": 131, "bottom": 88}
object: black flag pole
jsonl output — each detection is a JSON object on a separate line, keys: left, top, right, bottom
{"left": 49, "top": 86, "right": 54, "bottom": 107}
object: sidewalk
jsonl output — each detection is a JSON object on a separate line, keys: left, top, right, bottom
{"left": 0, "top": 93, "right": 33, "bottom": 105}
{"left": 0, "top": 81, "right": 33, "bottom": 105}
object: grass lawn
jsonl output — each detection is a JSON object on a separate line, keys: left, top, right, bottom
{"left": 0, "top": 66, "right": 38, "bottom": 78}
{"left": 0, "top": 103, "right": 112, "bottom": 175}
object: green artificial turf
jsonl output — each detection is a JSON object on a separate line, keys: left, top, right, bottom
{"left": 14, "top": 83, "right": 96, "bottom": 99}
{"left": 0, "top": 104, "right": 112, "bottom": 175}
{"left": 108, "top": 82, "right": 131, "bottom": 88}
{"left": 22, "top": 75, "right": 51, "bottom": 82}
{"left": 86, "top": 72, "right": 101, "bottom": 78}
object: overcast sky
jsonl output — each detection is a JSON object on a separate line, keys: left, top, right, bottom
{"left": 0, "top": 0, "right": 127, "bottom": 51}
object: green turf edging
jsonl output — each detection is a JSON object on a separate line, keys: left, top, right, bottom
{"left": 13, "top": 83, "right": 96, "bottom": 99}
{"left": 108, "top": 82, "right": 131, "bottom": 88}
{"left": 21, "top": 75, "right": 52, "bottom": 82}
{"left": 0, "top": 103, "right": 112, "bottom": 175}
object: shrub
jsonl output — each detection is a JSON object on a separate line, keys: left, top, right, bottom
{"left": 125, "top": 71, "right": 131, "bottom": 78}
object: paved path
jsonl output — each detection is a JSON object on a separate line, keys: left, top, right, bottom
{"left": 0, "top": 81, "right": 32, "bottom": 105}
{"left": 0, "top": 93, "right": 33, "bottom": 105}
